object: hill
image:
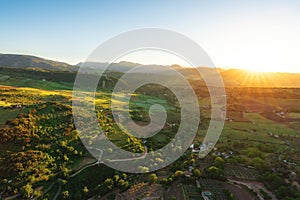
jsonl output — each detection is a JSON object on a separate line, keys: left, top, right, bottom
{"left": 0, "top": 53, "right": 77, "bottom": 71}
{"left": 1, "top": 53, "right": 300, "bottom": 88}
{"left": 77, "top": 61, "right": 140, "bottom": 72}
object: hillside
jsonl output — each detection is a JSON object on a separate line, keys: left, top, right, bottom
{"left": 1, "top": 53, "right": 300, "bottom": 88}
{"left": 78, "top": 61, "right": 140, "bottom": 72}
{"left": 0, "top": 53, "right": 77, "bottom": 71}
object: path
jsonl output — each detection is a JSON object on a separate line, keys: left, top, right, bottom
{"left": 3, "top": 194, "right": 21, "bottom": 200}
{"left": 228, "top": 179, "right": 277, "bottom": 200}
{"left": 51, "top": 145, "right": 147, "bottom": 198}
{"left": 53, "top": 179, "right": 62, "bottom": 200}
{"left": 69, "top": 148, "right": 103, "bottom": 178}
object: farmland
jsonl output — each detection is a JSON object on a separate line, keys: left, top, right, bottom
{"left": 0, "top": 72, "right": 299, "bottom": 199}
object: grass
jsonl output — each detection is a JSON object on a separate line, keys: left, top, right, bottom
{"left": 70, "top": 157, "right": 96, "bottom": 171}
{"left": 220, "top": 121, "right": 284, "bottom": 144}
{"left": 287, "top": 112, "right": 300, "bottom": 119}
{"left": 0, "top": 78, "right": 74, "bottom": 90}
{"left": 62, "top": 165, "right": 114, "bottom": 199}
{"left": 95, "top": 92, "right": 174, "bottom": 111}
{"left": 44, "top": 180, "right": 60, "bottom": 200}
{"left": 0, "top": 107, "right": 30, "bottom": 124}
{"left": 133, "top": 94, "right": 175, "bottom": 111}
{"left": 244, "top": 113, "right": 297, "bottom": 137}
{"left": 288, "top": 122, "right": 300, "bottom": 132}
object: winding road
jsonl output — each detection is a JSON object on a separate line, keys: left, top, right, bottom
{"left": 51, "top": 145, "right": 147, "bottom": 199}
{"left": 228, "top": 179, "right": 277, "bottom": 200}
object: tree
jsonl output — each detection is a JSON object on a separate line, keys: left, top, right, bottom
{"left": 62, "top": 190, "right": 69, "bottom": 199}
{"left": 261, "top": 172, "right": 284, "bottom": 190}
{"left": 155, "top": 157, "right": 164, "bottom": 163}
{"left": 252, "top": 157, "right": 267, "bottom": 171}
{"left": 206, "top": 166, "right": 224, "bottom": 179}
{"left": 107, "top": 147, "right": 113, "bottom": 154}
{"left": 149, "top": 173, "right": 158, "bottom": 184}
{"left": 193, "top": 169, "right": 201, "bottom": 177}
{"left": 114, "top": 175, "right": 120, "bottom": 182}
{"left": 225, "top": 189, "right": 235, "bottom": 200}
{"left": 83, "top": 186, "right": 89, "bottom": 193}
{"left": 122, "top": 173, "right": 127, "bottom": 180}
{"left": 21, "top": 183, "right": 33, "bottom": 198}
{"left": 190, "top": 158, "right": 195, "bottom": 165}
{"left": 117, "top": 179, "right": 129, "bottom": 190}
{"left": 213, "top": 157, "right": 225, "bottom": 168}
{"left": 160, "top": 178, "right": 168, "bottom": 186}
{"left": 104, "top": 178, "right": 114, "bottom": 190}
{"left": 276, "top": 186, "right": 291, "bottom": 199}
{"left": 245, "top": 147, "right": 262, "bottom": 158}
{"left": 174, "top": 170, "right": 184, "bottom": 178}
{"left": 138, "top": 166, "right": 149, "bottom": 173}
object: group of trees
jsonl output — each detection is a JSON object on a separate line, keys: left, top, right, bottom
{"left": 260, "top": 172, "right": 300, "bottom": 199}
{"left": 103, "top": 173, "right": 130, "bottom": 192}
{"left": 0, "top": 102, "right": 85, "bottom": 198}
{"left": 204, "top": 157, "right": 225, "bottom": 180}
{"left": 215, "top": 141, "right": 300, "bottom": 199}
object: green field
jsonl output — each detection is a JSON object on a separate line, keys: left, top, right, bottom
{"left": 244, "top": 113, "right": 297, "bottom": 136}
{"left": 0, "top": 78, "right": 299, "bottom": 200}
{"left": 220, "top": 121, "right": 285, "bottom": 144}
{"left": 0, "top": 107, "right": 30, "bottom": 124}
{"left": 0, "top": 77, "right": 74, "bottom": 90}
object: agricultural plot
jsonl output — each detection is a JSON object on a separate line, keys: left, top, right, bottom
{"left": 116, "top": 183, "right": 164, "bottom": 200}
{"left": 94, "top": 90, "right": 180, "bottom": 151}
{"left": 220, "top": 121, "right": 285, "bottom": 144}
{"left": 244, "top": 113, "right": 297, "bottom": 137}
{"left": 225, "top": 165, "right": 259, "bottom": 181}
{"left": 0, "top": 77, "right": 74, "bottom": 90}
{"left": 95, "top": 92, "right": 175, "bottom": 112}
{"left": 199, "top": 178, "right": 228, "bottom": 200}
{"left": 255, "top": 97, "right": 300, "bottom": 112}
{"left": 183, "top": 184, "right": 202, "bottom": 200}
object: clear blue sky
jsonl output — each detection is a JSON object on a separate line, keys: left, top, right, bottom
{"left": 1, "top": 0, "right": 300, "bottom": 72}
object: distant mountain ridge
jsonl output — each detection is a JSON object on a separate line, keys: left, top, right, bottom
{"left": 0, "top": 53, "right": 77, "bottom": 71}
{"left": 78, "top": 61, "right": 181, "bottom": 74}
{"left": 78, "top": 61, "right": 147, "bottom": 72}
{"left": 0, "top": 53, "right": 300, "bottom": 87}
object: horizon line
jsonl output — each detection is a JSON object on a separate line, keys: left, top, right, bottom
{"left": 1, "top": 52, "right": 300, "bottom": 74}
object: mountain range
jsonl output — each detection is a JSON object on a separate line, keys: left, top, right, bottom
{"left": 0, "top": 53, "right": 299, "bottom": 88}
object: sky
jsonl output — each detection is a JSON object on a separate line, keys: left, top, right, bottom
{"left": 0, "top": 0, "right": 300, "bottom": 72}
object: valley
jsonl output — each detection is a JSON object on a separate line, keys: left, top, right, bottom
{"left": 0, "top": 55, "right": 299, "bottom": 199}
